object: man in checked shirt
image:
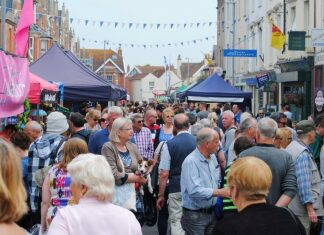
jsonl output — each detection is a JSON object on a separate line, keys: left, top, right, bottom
{"left": 131, "top": 113, "right": 154, "bottom": 160}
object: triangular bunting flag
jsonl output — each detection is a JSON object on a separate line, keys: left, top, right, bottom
{"left": 150, "top": 23, "right": 154, "bottom": 29}
{"left": 184, "top": 23, "right": 187, "bottom": 28}
{"left": 177, "top": 24, "right": 180, "bottom": 28}
{"left": 100, "top": 21, "right": 104, "bottom": 27}
{"left": 190, "top": 23, "right": 194, "bottom": 27}
{"left": 107, "top": 22, "right": 111, "bottom": 27}
{"left": 170, "top": 24, "right": 174, "bottom": 29}
{"left": 85, "top": 20, "right": 89, "bottom": 25}
{"left": 115, "top": 22, "right": 118, "bottom": 28}
{"left": 121, "top": 23, "right": 126, "bottom": 28}
{"left": 197, "top": 23, "right": 200, "bottom": 27}
{"left": 129, "top": 23, "right": 133, "bottom": 28}
{"left": 92, "top": 20, "right": 96, "bottom": 26}
{"left": 143, "top": 23, "right": 147, "bottom": 29}
{"left": 157, "top": 24, "right": 161, "bottom": 29}
{"left": 209, "top": 22, "right": 213, "bottom": 26}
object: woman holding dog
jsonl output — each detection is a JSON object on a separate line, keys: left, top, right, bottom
{"left": 101, "top": 117, "right": 147, "bottom": 218}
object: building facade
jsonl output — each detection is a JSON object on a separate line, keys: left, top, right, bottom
{"left": 217, "top": 0, "right": 316, "bottom": 119}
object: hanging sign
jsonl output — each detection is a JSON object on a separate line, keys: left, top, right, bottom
{"left": 41, "top": 89, "right": 57, "bottom": 103}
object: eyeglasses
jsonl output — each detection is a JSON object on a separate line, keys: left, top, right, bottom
{"left": 93, "top": 118, "right": 99, "bottom": 122}
{"left": 258, "top": 113, "right": 264, "bottom": 115}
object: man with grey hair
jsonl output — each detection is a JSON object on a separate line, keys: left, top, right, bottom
{"left": 286, "top": 120, "right": 323, "bottom": 234}
{"left": 221, "top": 110, "right": 237, "bottom": 160}
{"left": 226, "top": 117, "right": 257, "bottom": 166}
{"left": 88, "top": 106, "right": 123, "bottom": 154}
{"left": 239, "top": 117, "right": 297, "bottom": 207}
{"left": 157, "top": 113, "right": 196, "bottom": 235}
{"left": 131, "top": 113, "right": 153, "bottom": 160}
{"left": 181, "top": 128, "right": 229, "bottom": 234}
{"left": 24, "top": 121, "right": 43, "bottom": 142}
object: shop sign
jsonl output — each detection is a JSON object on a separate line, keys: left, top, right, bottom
{"left": 41, "top": 90, "right": 57, "bottom": 103}
{"left": 314, "top": 88, "right": 324, "bottom": 117}
{"left": 256, "top": 72, "right": 269, "bottom": 88}
{"left": 223, "top": 49, "right": 257, "bottom": 57}
{"left": 315, "top": 51, "right": 324, "bottom": 66}
{"left": 288, "top": 31, "right": 306, "bottom": 51}
{"left": 312, "top": 29, "right": 324, "bottom": 47}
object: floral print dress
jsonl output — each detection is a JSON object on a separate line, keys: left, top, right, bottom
{"left": 46, "top": 165, "right": 74, "bottom": 227}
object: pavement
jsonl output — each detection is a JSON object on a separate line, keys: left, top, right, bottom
{"left": 142, "top": 224, "right": 159, "bottom": 235}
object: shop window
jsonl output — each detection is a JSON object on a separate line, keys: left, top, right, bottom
{"left": 40, "top": 40, "right": 47, "bottom": 55}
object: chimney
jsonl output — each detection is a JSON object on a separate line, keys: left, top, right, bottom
{"left": 118, "top": 47, "right": 122, "bottom": 57}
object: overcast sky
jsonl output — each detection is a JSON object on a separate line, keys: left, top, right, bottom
{"left": 60, "top": 0, "right": 217, "bottom": 67}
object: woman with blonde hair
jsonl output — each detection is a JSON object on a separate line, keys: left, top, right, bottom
{"left": 154, "top": 107, "right": 174, "bottom": 149}
{"left": 47, "top": 154, "right": 141, "bottom": 235}
{"left": 274, "top": 127, "right": 292, "bottom": 149}
{"left": 41, "top": 138, "right": 88, "bottom": 233}
{"left": 84, "top": 109, "right": 101, "bottom": 131}
{"left": 101, "top": 118, "right": 147, "bottom": 216}
{"left": 213, "top": 157, "right": 305, "bottom": 235}
{"left": 0, "top": 139, "right": 28, "bottom": 235}
{"left": 208, "top": 112, "right": 224, "bottom": 139}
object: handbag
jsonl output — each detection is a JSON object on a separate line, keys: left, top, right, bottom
{"left": 150, "top": 141, "right": 165, "bottom": 191}
{"left": 112, "top": 153, "right": 137, "bottom": 211}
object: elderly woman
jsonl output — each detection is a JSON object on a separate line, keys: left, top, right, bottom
{"left": 41, "top": 138, "right": 88, "bottom": 233}
{"left": 0, "top": 139, "right": 28, "bottom": 235}
{"left": 47, "top": 154, "right": 141, "bottom": 235}
{"left": 154, "top": 108, "right": 174, "bottom": 149}
{"left": 84, "top": 109, "right": 101, "bottom": 131}
{"left": 101, "top": 117, "right": 147, "bottom": 211}
{"left": 213, "top": 157, "right": 305, "bottom": 235}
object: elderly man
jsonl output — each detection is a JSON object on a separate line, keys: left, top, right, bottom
{"left": 157, "top": 113, "right": 196, "bottom": 235}
{"left": 239, "top": 117, "right": 297, "bottom": 207}
{"left": 88, "top": 106, "right": 123, "bottom": 154}
{"left": 24, "top": 121, "right": 43, "bottom": 142}
{"left": 144, "top": 109, "right": 160, "bottom": 145}
{"left": 286, "top": 120, "right": 323, "bottom": 234}
{"left": 221, "top": 110, "right": 237, "bottom": 160}
{"left": 227, "top": 117, "right": 257, "bottom": 166}
{"left": 181, "top": 128, "right": 229, "bottom": 234}
{"left": 131, "top": 113, "right": 154, "bottom": 160}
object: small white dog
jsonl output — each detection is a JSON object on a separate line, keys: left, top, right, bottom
{"left": 137, "top": 159, "right": 154, "bottom": 195}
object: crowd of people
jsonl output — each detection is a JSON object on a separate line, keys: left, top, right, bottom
{"left": 0, "top": 100, "right": 324, "bottom": 235}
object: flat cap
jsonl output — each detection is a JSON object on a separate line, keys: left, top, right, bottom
{"left": 296, "top": 120, "right": 316, "bottom": 135}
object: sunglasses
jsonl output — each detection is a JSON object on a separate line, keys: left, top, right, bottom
{"left": 100, "top": 118, "right": 106, "bottom": 123}
{"left": 136, "top": 120, "right": 143, "bottom": 124}
{"left": 166, "top": 115, "right": 174, "bottom": 118}
{"left": 93, "top": 118, "right": 100, "bottom": 122}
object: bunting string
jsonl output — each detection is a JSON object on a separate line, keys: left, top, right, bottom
{"left": 6, "top": 7, "right": 216, "bottom": 30}
{"left": 80, "top": 35, "right": 216, "bottom": 48}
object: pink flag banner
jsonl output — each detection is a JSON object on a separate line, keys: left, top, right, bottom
{"left": 0, "top": 51, "right": 30, "bottom": 118}
{"left": 15, "top": 0, "right": 34, "bottom": 57}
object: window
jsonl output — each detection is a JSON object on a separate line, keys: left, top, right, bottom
{"left": 149, "top": 82, "right": 154, "bottom": 91}
{"left": 40, "top": 40, "right": 47, "bottom": 55}
{"left": 290, "top": 6, "right": 296, "bottom": 31}
{"left": 112, "top": 55, "right": 118, "bottom": 61}
{"left": 29, "top": 37, "right": 34, "bottom": 57}
{"left": 107, "top": 75, "right": 113, "bottom": 82}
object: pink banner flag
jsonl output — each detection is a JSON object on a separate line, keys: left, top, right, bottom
{"left": 15, "top": 0, "right": 34, "bottom": 57}
{"left": 0, "top": 51, "right": 30, "bottom": 118}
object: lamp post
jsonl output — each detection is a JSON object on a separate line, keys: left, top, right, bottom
{"left": 103, "top": 40, "right": 106, "bottom": 79}
{"left": 1, "top": 0, "right": 6, "bottom": 50}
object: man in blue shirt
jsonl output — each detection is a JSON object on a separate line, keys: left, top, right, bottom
{"left": 181, "top": 128, "right": 230, "bottom": 235}
{"left": 88, "top": 106, "right": 123, "bottom": 154}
